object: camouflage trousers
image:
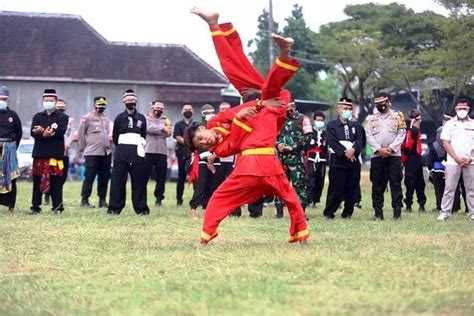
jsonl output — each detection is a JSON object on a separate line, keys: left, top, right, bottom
{"left": 275, "top": 162, "right": 309, "bottom": 210}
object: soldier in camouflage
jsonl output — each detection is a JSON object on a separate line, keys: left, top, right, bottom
{"left": 275, "top": 102, "right": 312, "bottom": 218}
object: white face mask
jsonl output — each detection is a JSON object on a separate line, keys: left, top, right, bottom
{"left": 456, "top": 109, "right": 468, "bottom": 119}
{"left": 0, "top": 100, "right": 7, "bottom": 110}
{"left": 43, "top": 101, "right": 56, "bottom": 111}
{"left": 314, "top": 121, "right": 325, "bottom": 129}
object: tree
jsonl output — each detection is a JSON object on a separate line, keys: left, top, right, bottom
{"left": 247, "top": 9, "right": 279, "bottom": 75}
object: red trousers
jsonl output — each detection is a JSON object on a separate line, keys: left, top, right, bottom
{"left": 201, "top": 173, "right": 309, "bottom": 243}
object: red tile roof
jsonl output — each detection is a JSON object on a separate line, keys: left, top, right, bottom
{"left": 0, "top": 11, "right": 228, "bottom": 86}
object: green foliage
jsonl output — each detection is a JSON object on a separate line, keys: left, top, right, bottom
{"left": 1, "top": 181, "right": 473, "bottom": 314}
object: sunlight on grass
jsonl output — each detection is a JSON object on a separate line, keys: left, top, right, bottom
{"left": 0, "top": 178, "right": 472, "bottom": 315}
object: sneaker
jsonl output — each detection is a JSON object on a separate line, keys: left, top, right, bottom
{"left": 98, "top": 198, "right": 108, "bottom": 208}
{"left": 437, "top": 213, "right": 451, "bottom": 221}
{"left": 80, "top": 199, "right": 95, "bottom": 208}
{"left": 177, "top": 199, "right": 183, "bottom": 206}
{"left": 53, "top": 210, "right": 62, "bottom": 215}
{"left": 155, "top": 199, "right": 162, "bottom": 207}
{"left": 469, "top": 214, "right": 474, "bottom": 221}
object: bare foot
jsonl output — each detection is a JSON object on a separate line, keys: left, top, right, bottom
{"left": 271, "top": 33, "right": 294, "bottom": 60}
{"left": 190, "top": 7, "right": 219, "bottom": 28}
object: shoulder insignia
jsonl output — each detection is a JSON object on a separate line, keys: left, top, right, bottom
{"left": 398, "top": 111, "right": 406, "bottom": 129}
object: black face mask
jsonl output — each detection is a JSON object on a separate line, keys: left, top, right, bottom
{"left": 96, "top": 107, "right": 106, "bottom": 113}
{"left": 376, "top": 104, "right": 387, "bottom": 113}
{"left": 183, "top": 111, "right": 193, "bottom": 119}
{"left": 58, "top": 108, "right": 66, "bottom": 113}
{"left": 154, "top": 110, "right": 163, "bottom": 117}
{"left": 125, "top": 103, "right": 136, "bottom": 110}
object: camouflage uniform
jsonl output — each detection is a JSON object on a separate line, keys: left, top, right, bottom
{"left": 275, "top": 112, "right": 312, "bottom": 216}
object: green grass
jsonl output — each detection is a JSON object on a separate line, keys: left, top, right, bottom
{"left": 0, "top": 174, "right": 473, "bottom": 315}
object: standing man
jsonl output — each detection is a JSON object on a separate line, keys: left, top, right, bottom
{"left": 365, "top": 93, "right": 406, "bottom": 220}
{"left": 77, "top": 96, "right": 113, "bottom": 208}
{"left": 107, "top": 89, "right": 149, "bottom": 215}
{"left": 401, "top": 109, "right": 427, "bottom": 212}
{"left": 173, "top": 104, "right": 194, "bottom": 206}
{"left": 437, "top": 98, "right": 474, "bottom": 221}
{"left": 323, "top": 98, "right": 363, "bottom": 219}
{"left": 275, "top": 101, "right": 312, "bottom": 218}
{"left": 30, "top": 89, "right": 69, "bottom": 215}
{"left": 145, "top": 100, "right": 172, "bottom": 206}
{"left": 305, "top": 111, "right": 327, "bottom": 208}
{"left": 55, "top": 99, "right": 76, "bottom": 183}
{"left": 0, "top": 86, "right": 22, "bottom": 212}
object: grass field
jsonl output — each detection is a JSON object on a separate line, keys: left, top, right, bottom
{"left": 0, "top": 174, "right": 473, "bottom": 315}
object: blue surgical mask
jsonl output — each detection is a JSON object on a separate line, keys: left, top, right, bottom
{"left": 0, "top": 101, "right": 7, "bottom": 110}
{"left": 314, "top": 121, "right": 325, "bottom": 129}
{"left": 341, "top": 110, "right": 352, "bottom": 120}
{"left": 43, "top": 101, "right": 56, "bottom": 111}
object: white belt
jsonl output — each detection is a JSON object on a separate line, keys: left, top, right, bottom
{"left": 308, "top": 157, "right": 326, "bottom": 163}
{"left": 118, "top": 133, "right": 146, "bottom": 157}
{"left": 199, "top": 151, "right": 212, "bottom": 159}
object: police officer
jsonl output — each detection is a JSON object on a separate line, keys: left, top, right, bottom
{"left": 305, "top": 111, "right": 327, "bottom": 208}
{"left": 275, "top": 101, "right": 312, "bottom": 218}
{"left": 401, "top": 109, "right": 426, "bottom": 212}
{"left": 323, "top": 98, "right": 364, "bottom": 219}
{"left": 107, "top": 89, "right": 149, "bottom": 215}
{"left": 77, "top": 96, "right": 113, "bottom": 208}
{"left": 145, "top": 100, "right": 172, "bottom": 206}
{"left": 173, "top": 104, "right": 194, "bottom": 206}
{"left": 365, "top": 93, "right": 406, "bottom": 220}
{"left": 30, "top": 89, "right": 69, "bottom": 215}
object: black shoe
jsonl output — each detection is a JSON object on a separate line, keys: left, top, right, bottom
{"left": 341, "top": 214, "right": 352, "bottom": 219}
{"left": 354, "top": 203, "right": 362, "bottom": 209}
{"left": 418, "top": 205, "right": 426, "bottom": 212}
{"left": 138, "top": 210, "right": 150, "bottom": 216}
{"left": 155, "top": 199, "right": 162, "bottom": 207}
{"left": 107, "top": 209, "right": 119, "bottom": 215}
{"left": 177, "top": 199, "right": 183, "bottom": 206}
{"left": 29, "top": 210, "right": 40, "bottom": 215}
{"left": 393, "top": 215, "right": 401, "bottom": 221}
{"left": 53, "top": 210, "right": 62, "bottom": 216}
{"left": 98, "top": 198, "right": 108, "bottom": 208}
{"left": 324, "top": 214, "right": 335, "bottom": 220}
{"left": 372, "top": 216, "right": 383, "bottom": 221}
{"left": 405, "top": 206, "right": 412, "bottom": 212}
{"left": 80, "top": 199, "right": 95, "bottom": 208}
{"left": 44, "top": 195, "right": 50, "bottom": 205}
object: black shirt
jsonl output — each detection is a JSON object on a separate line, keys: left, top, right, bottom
{"left": 112, "top": 110, "right": 147, "bottom": 163}
{"left": 326, "top": 118, "right": 364, "bottom": 169}
{"left": 0, "top": 108, "right": 22, "bottom": 147}
{"left": 173, "top": 119, "right": 193, "bottom": 158}
{"left": 31, "top": 110, "right": 68, "bottom": 159}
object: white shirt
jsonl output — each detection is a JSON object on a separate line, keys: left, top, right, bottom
{"left": 440, "top": 116, "right": 474, "bottom": 165}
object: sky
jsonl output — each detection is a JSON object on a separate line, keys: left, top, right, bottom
{"left": 0, "top": 0, "right": 449, "bottom": 72}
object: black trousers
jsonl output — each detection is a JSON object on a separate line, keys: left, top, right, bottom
{"left": 370, "top": 156, "right": 403, "bottom": 219}
{"left": 189, "top": 163, "right": 218, "bottom": 209}
{"left": 0, "top": 178, "right": 16, "bottom": 208}
{"left": 32, "top": 175, "right": 64, "bottom": 212}
{"left": 403, "top": 155, "right": 426, "bottom": 208}
{"left": 353, "top": 162, "right": 362, "bottom": 203}
{"left": 81, "top": 155, "right": 112, "bottom": 200}
{"left": 430, "top": 171, "right": 445, "bottom": 211}
{"left": 176, "top": 154, "right": 190, "bottom": 203}
{"left": 323, "top": 166, "right": 359, "bottom": 218}
{"left": 108, "top": 161, "right": 149, "bottom": 214}
{"left": 306, "top": 162, "right": 326, "bottom": 204}
{"left": 145, "top": 153, "right": 167, "bottom": 202}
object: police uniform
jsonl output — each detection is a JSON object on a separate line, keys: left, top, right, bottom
{"left": 365, "top": 109, "right": 406, "bottom": 220}
{"left": 107, "top": 108, "right": 149, "bottom": 215}
{"left": 275, "top": 111, "right": 312, "bottom": 217}
{"left": 323, "top": 118, "right": 364, "bottom": 219}
{"left": 77, "top": 105, "right": 113, "bottom": 208}
{"left": 145, "top": 113, "right": 171, "bottom": 205}
{"left": 305, "top": 126, "right": 327, "bottom": 206}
